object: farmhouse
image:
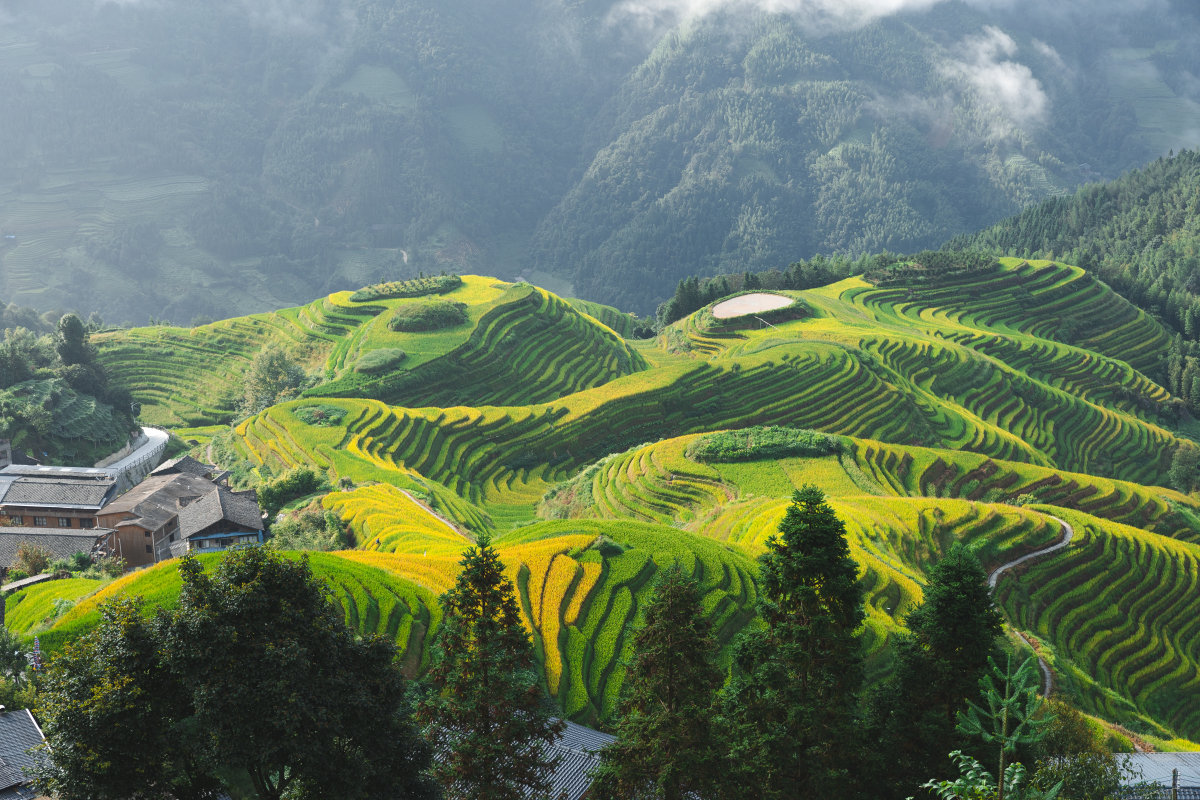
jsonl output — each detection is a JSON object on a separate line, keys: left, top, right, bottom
{"left": 96, "top": 474, "right": 262, "bottom": 567}
{"left": 0, "top": 466, "right": 119, "bottom": 529}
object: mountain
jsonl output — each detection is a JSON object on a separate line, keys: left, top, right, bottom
{"left": 3, "top": 0, "right": 1200, "bottom": 321}
{"left": 14, "top": 254, "right": 1182, "bottom": 749}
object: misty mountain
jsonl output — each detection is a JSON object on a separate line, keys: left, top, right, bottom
{"left": 0, "top": 0, "right": 1197, "bottom": 320}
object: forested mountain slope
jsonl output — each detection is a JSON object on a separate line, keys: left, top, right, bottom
{"left": 2, "top": 0, "right": 1197, "bottom": 320}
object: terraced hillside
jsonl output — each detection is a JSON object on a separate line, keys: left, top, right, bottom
{"left": 995, "top": 510, "right": 1200, "bottom": 741}
{"left": 230, "top": 262, "right": 1183, "bottom": 530}
{"left": 72, "top": 256, "right": 1200, "bottom": 740}
{"left": 98, "top": 276, "right": 646, "bottom": 427}
{"left": 553, "top": 433, "right": 1200, "bottom": 544}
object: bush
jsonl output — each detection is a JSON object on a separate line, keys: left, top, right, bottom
{"left": 349, "top": 274, "right": 462, "bottom": 302}
{"left": 685, "top": 426, "right": 843, "bottom": 463}
{"left": 353, "top": 349, "right": 407, "bottom": 374}
{"left": 387, "top": 300, "right": 469, "bottom": 332}
{"left": 293, "top": 405, "right": 348, "bottom": 427}
{"left": 265, "top": 509, "right": 349, "bottom": 552}
{"left": 257, "top": 467, "right": 323, "bottom": 517}
{"left": 14, "top": 542, "right": 52, "bottom": 576}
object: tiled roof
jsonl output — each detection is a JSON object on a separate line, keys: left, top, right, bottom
{"left": 0, "top": 529, "right": 109, "bottom": 567}
{"left": 434, "top": 719, "right": 613, "bottom": 800}
{"left": 1125, "top": 753, "right": 1200, "bottom": 787}
{"left": 151, "top": 456, "right": 219, "bottom": 479}
{"left": 0, "top": 710, "right": 45, "bottom": 790}
{"left": 0, "top": 477, "right": 115, "bottom": 508}
{"left": 0, "top": 465, "right": 113, "bottom": 479}
{"left": 547, "top": 720, "right": 615, "bottom": 800}
{"left": 99, "top": 473, "right": 219, "bottom": 533}
{"left": 179, "top": 486, "right": 263, "bottom": 539}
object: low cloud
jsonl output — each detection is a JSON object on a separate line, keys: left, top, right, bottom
{"left": 607, "top": 0, "right": 945, "bottom": 37}
{"left": 944, "top": 26, "right": 1048, "bottom": 128}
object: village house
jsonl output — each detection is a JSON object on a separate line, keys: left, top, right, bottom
{"left": 0, "top": 466, "right": 119, "bottom": 529}
{"left": 96, "top": 473, "right": 262, "bottom": 567}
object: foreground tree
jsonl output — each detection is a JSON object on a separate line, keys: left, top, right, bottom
{"left": 31, "top": 598, "right": 222, "bottom": 800}
{"left": 419, "top": 533, "right": 565, "bottom": 800}
{"left": 958, "top": 654, "right": 1054, "bottom": 800}
{"left": 34, "top": 549, "right": 436, "bottom": 800}
{"left": 163, "top": 548, "right": 436, "bottom": 800}
{"left": 866, "top": 545, "right": 1004, "bottom": 798}
{"left": 591, "top": 561, "right": 725, "bottom": 800}
{"left": 722, "top": 485, "right": 865, "bottom": 799}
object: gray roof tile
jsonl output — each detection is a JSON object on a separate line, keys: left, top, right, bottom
{"left": 0, "top": 529, "right": 110, "bottom": 568}
{"left": 151, "top": 456, "right": 219, "bottom": 479}
{"left": 0, "top": 710, "right": 45, "bottom": 790}
{"left": 0, "top": 478, "right": 115, "bottom": 508}
{"left": 99, "top": 473, "right": 220, "bottom": 533}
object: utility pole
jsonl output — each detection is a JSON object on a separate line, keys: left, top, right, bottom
{"left": 1173, "top": 767, "right": 1178, "bottom": 800}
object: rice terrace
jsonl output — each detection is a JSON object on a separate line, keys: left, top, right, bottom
{"left": 0, "top": 251, "right": 1184, "bottom": 760}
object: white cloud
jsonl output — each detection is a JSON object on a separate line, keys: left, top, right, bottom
{"left": 945, "top": 26, "right": 1048, "bottom": 128}
{"left": 607, "top": 0, "right": 946, "bottom": 37}
{"left": 1031, "top": 38, "right": 1068, "bottom": 73}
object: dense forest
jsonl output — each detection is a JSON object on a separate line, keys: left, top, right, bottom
{"left": 0, "top": 0, "right": 1197, "bottom": 320}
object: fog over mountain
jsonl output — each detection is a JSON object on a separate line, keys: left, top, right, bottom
{"left": 0, "top": 0, "right": 1198, "bottom": 319}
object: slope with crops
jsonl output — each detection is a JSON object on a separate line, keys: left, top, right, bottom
{"left": 58, "top": 254, "right": 1200, "bottom": 741}
{"left": 96, "top": 276, "right": 647, "bottom": 427}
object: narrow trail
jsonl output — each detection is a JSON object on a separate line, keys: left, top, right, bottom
{"left": 386, "top": 488, "right": 472, "bottom": 545}
{"left": 987, "top": 515, "right": 1075, "bottom": 697}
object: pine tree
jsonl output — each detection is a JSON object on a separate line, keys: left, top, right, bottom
{"left": 591, "top": 562, "right": 725, "bottom": 800}
{"left": 958, "top": 654, "right": 1054, "bottom": 800}
{"left": 865, "top": 545, "right": 1003, "bottom": 798}
{"left": 722, "top": 485, "right": 865, "bottom": 798}
{"left": 418, "top": 533, "right": 565, "bottom": 800}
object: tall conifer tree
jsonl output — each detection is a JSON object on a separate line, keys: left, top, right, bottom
{"left": 722, "top": 485, "right": 865, "bottom": 799}
{"left": 591, "top": 561, "right": 725, "bottom": 800}
{"left": 865, "top": 544, "right": 1004, "bottom": 799}
{"left": 418, "top": 533, "right": 565, "bottom": 800}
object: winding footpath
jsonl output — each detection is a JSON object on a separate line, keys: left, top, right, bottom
{"left": 987, "top": 515, "right": 1075, "bottom": 697}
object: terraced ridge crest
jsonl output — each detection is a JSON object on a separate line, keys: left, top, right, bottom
{"left": 97, "top": 276, "right": 645, "bottom": 427}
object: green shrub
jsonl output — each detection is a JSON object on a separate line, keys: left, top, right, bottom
{"left": 685, "top": 426, "right": 843, "bottom": 463}
{"left": 257, "top": 467, "right": 323, "bottom": 517}
{"left": 387, "top": 300, "right": 468, "bottom": 332}
{"left": 294, "top": 405, "right": 348, "bottom": 427}
{"left": 353, "top": 349, "right": 407, "bottom": 374}
{"left": 349, "top": 274, "right": 463, "bottom": 302}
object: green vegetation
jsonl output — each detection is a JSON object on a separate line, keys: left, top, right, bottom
{"left": 387, "top": 300, "right": 468, "bottom": 333}
{"left": 353, "top": 348, "right": 407, "bottom": 373}
{"left": 351, "top": 275, "right": 463, "bottom": 303}
{"left": 686, "top": 426, "right": 842, "bottom": 463}
{"left": 292, "top": 404, "right": 348, "bottom": 427}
